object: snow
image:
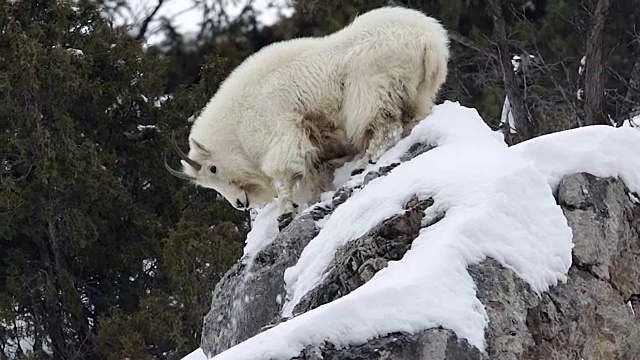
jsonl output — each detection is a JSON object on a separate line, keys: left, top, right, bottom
{"left": 142, "top": 258, "right": 156, "bottom": 273}
{"left": 511, "top": 125, "right": 640, "bottom": 194}
{"left": 66, "top": 48, "right": 84, "bottom": 58}
{"left": 511, "top": 54, "right": 535, "bottom": 72}
{"left": 621, "top": 113, "right": 640, "bottom": 130}
{"left": 136, "top": 124, "right": 156, "bottom": 131}
{"left": 154, "top": 94, "right": 173, "bottom": 107}
{"left": 511, "top": 55, "right": 521, "bottom": 72}
{"left": 241, "top": 186, "right": 318, "bottom": 259}
{"left": 242, "top": 202, "right": 279, "bottom": 259}
{"left": 182, "top": 348, "right": 208, "bottom": 360}
{"left": 1, "top": 318, "right": 52, "bottom": 358}
{"left": 206, "top": 101, "right": 580, "bottom": 359}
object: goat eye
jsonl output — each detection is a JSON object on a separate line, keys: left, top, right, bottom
{"left": 209, "top": 166, "right": 217, "bottom": 174}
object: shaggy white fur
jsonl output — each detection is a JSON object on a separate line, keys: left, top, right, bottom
{"left": 168, "top": 6, "right": 450, "bottom": 228}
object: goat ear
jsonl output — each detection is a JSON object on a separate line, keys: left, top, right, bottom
{"left": 190, "top": 138, "right": 211, "bottom": 155}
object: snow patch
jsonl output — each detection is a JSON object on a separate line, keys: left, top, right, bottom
{"left": 1, "top": 318, "right": 53, "bottom": 358}
{"left": 510, "top": 125, "right": 640, "bottom": 194}
{"left": 66, "top": 48, "right": 84, "bottom": 58}
{"left": 621, "top": 113, "right": 640, "bottom": 131}
{"left": 511, "top": 55, "right": 521, "bottom": 72}
{"left": 511, "top": 54, "right": 534, "bottom": 73}
{"left": 182, "top": 348, "right": 208, "bottom": 360}
{"left": 243, "top": 202, "right": 279, "bottom": 259}
{"left": 137, "top": 124, "right": 156, "bottom": 131}
{"left": 154, "top": 94, "right": 173, "bottom": 107}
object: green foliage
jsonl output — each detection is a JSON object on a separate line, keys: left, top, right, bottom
{"left": 93, "top": 219, "right": 243, "bottom": 359}
{"left": 1, "top": 1, "right": 245, "bottom": 359}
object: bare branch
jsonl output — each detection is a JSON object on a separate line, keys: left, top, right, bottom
{"left": 136, "top": 0, "right": 166, "bottom": 40}
{"left": 448, "top": 32, "right": 496, "bottom": 60}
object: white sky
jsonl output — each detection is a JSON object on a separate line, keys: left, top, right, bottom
{"left": 114, "top": 0, "right": 295, "bottom": 44}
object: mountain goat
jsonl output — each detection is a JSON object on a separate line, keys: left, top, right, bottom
{"left": 165, "top": 6, "right": 450, "bottom": 229}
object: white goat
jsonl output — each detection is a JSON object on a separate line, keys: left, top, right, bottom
{"left": 165, "top": 6, "right": 450, "bottom": 229}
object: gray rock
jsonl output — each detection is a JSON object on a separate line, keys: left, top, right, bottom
{"left": 468, "top": 259, "right": 537, "bottom": 360}
{"left": 293, "top": 328, "right": 485, "bottom": 360}
{"left": 201, "top": 213, "right": 320, "bottom": 356}
{"left": 523, "top": 173, "right": 640, "bottom": 360}
{"left": 399, "top": 142, "right": 436, "bottom": 162}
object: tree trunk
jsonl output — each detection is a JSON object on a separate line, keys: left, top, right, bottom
{"left": 42, "top": 225, "right": 69, "bottom": 360}
{"left": 489, "top": 0, "right": 533, "bottom": 145}
{"left": 623, "top": 57, "right": 640, "bottom": 116}
{"left": 584, "top": 0, "right": 611, "bottom": 126}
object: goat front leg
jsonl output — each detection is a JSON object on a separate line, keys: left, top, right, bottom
{"left": 274, "top": 177, "right": 298, "bottom": 231}
{"left": 307, "top": 162, "right": 339, "bottom": 204}
{"left": 351, "top": 121, "right": 403, "bottom": 176}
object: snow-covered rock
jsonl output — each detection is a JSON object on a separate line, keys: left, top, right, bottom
{"left": 188, "top": 101, "right": 640, "bottom": 360}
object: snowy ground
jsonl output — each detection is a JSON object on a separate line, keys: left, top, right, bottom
{"left": 511, "top": 124, "right": 640, "bottom": 194}
{"left": 183, "top": 101, "right": 640, "bottom": 360}
{"left": 182, "top": 348, "right": 208, "bottom": 360}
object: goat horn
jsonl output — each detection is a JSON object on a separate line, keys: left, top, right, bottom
{"left": 164, "top": 153, "right": 196, "bottom": 181}
{"left": 171, "top": 131, "right": 201, "bottom": 171}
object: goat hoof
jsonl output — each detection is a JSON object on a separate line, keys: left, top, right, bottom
{"left": 350, "top": 168, "right": 365, "bottom": 176}
{"left": 277, "top": 212, "right": 294, "bottom": 231}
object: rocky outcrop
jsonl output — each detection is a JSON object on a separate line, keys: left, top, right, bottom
{"left": 200, "top": 146, "right": 640, "bottom": 360}
{"left": 200, "top": 212, "right": 319, "bottom": 354}
{"left": 290, "top": 196, "right": 442, "bottom": 317}
{"left": 293, "top": 328, "right": 484, "bottom": 360}
{"left": 523, "top": 174, "right": 640, "bottom": 360}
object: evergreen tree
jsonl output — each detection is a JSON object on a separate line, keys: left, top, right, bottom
{"left": 1, "top": 1, "right": 245, "bottom": 358}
